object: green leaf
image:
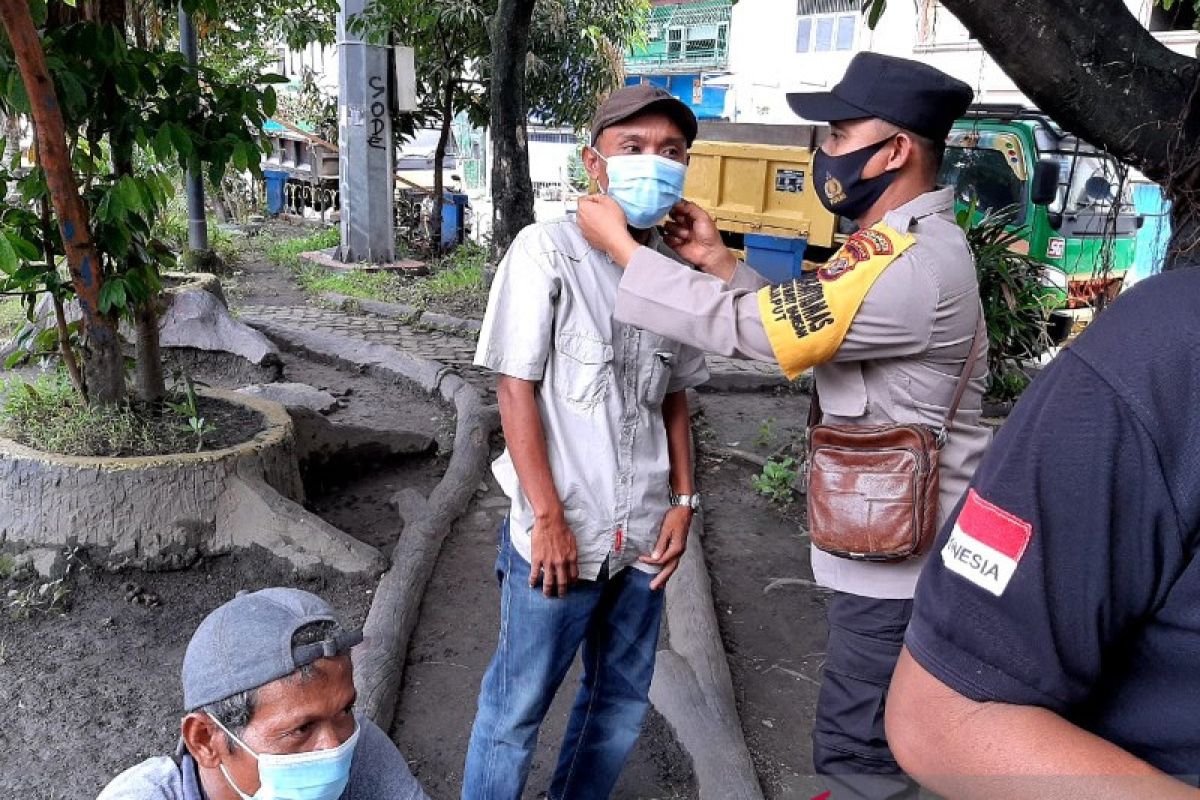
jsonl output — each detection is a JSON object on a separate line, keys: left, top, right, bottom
{"left": 169, "top": 124, "right": 194, "bottom": 159}
{"left": 115, "top": 176, "right": 144, "bottom": 216}
{"left": 153, "top": 126, "right": 174, "bottom": 163}
{"left": 5, "top": 71, "right": 30, "bottom": 115}
{"left": 99, "top": 279, "right": 128, "bottom": 314}
{"left": 867, "top": 0, "right": 887, "bottom": 29}
{"left": 0, "top": 234, "right": 17, "bottom": 275}
{"left": 6, "top": 232, "right": 41, "bottom": 263}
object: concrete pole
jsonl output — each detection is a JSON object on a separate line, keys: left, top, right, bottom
{"left": 336, "top": 0, "right": 395, "bottom": 263}
{"left": 177, "top": 4, "right": 209, "bottom": 253}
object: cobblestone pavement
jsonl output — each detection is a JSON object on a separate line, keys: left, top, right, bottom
{"left": 241, "top": 302, "right": 791, "bottom": 393}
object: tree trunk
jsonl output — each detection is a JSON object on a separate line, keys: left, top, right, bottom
{"left": 1, "top": 112, "right": 21, "bottom": 168}
{"left": 0, "top": 0, "right": 125, "bottom": 404}
{"left": 433, "top": 77, "right": 456, "bottom": 252}
{"left": 53, "top": 295, "right": 87, "bottom": 400}
{"left": 134, "top": 302, "right": 165, "bottom": 403}
{"left": 130, "top": 0, "right": 147, "bottom": 49}
{"left": 939, "top": 0, "right": 1200, "bottom": 265}
{"left": 489, "top": 0, "right": 538, "bottom": 256}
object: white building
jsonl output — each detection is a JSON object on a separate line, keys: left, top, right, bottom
{"left": 723, "top": 0, "right": 1199, "bottom": 123}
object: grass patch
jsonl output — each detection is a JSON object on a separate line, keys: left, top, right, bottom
{"left": 395, "top": 240, "right": 490, "bottom": 318}
{"left": 0, "top": 372, "right": 190, "bottom": 457}
{"left": 266, "top": 229, "right": 491, "bottom": 318}
{"left": 0, "top": 372, "right": 262, "bottom": 457}
{"left": 296, "top": 267, "right": 406, "bottom": 304}
{"left": 266, "top": 226, "right": 341, "bottom": 270}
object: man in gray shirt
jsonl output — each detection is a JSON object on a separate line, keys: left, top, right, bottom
{"left": 462, "top": 85, "right": 709, "bottom": 800}
{"left": 579, "top": 54, "right": 990, "bottom": 798}
{"left": 97, "top": 587, "right": 428, "bottom": 800}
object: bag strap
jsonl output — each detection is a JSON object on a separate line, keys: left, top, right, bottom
{"left": 807, "top": 313, "right": 984, "bottom": 446}
{"left": 939, "top": 315, "right": 985, "bottom": 441}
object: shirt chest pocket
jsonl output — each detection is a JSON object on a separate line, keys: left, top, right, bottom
{"left": 644, "top": 349, "right": 677, "bottom": 406}
{"left": 552, "top": 331, "right": 614, "bottom": 410}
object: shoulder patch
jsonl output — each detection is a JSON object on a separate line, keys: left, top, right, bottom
{"left": 941, "top": 488, "right": 1032, "bottom": 597}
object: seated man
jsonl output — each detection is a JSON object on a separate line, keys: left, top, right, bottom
{"left": 461, "top": 85, "right": 709, "bottom": 800}
{"left": 98, "top": 587, "right": 429, "bottom": 800}
{"left": 885, "top": 266, "right": 1200, "bottom": 797}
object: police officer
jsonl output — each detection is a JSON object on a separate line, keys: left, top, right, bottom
{"left": 578, "top": 53, "right": 989, "bottom": 797}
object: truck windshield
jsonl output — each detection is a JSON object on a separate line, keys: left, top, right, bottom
{"left": 1045, "top": 150, "right": 1132, "bottom": 215}
{"left": 938, "top": 145, "right": 1027, "bottom": 224}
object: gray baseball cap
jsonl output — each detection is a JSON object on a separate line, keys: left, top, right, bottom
{"left": 182, "top": 587, "right": 363, "bottom": 712}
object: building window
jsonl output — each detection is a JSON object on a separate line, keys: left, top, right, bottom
{"left": 667, "top": 23, "right": 729, "bottom": 60}
{"left": 796, "top": 0, "right": 857, "bottom": 52}
{"left": 1149, "top": 0, "right": 1197, "bottom": 31}
{"left": 797, "top": 13, "right": 856, "bottom": 51}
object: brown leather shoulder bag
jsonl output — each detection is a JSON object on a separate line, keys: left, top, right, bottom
{"left": 805, "top": 324, "right": 982, "bottom": 562}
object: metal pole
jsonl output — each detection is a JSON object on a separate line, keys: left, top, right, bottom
{"left": 336, "top": 0, "right": 396, "bottom": 263}
{"left": 178, "top": 4, "right": 209, "bottom": 253}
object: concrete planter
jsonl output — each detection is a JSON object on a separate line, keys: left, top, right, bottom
{"left": 0, "top": 389, "right": 382, "bottom": 575}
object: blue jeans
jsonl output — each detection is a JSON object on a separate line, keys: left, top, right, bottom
{"left": 461, "top": 520, "right": 665, "bottom": 800}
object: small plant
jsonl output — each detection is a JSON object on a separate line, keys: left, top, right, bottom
{"left": 754, "top": 417, "right": 776, "bottom": 449}
{"left": 0, "top": 554, "right": 15, "bottom": 580}
{"left": 5, "top": 547, "right": 82, "bottom": 620}
{"left": 959, "top": 201, "right": 1057, "bottom": 402}
{"left": 752, "top": 456, "right": 799, "bottom": 505}
{"left": 167, "top": 372, "right": 216, "bottom": 452}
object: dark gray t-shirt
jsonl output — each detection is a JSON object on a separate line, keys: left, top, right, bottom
{"left": 97, "top": 716, "right": 429, "bottom": 800}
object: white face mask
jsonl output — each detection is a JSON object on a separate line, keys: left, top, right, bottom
{"left": 210, "top": 714, "right": 360, "bottom": 800}
{"left": 590, "top": 148, "right": 688, "bottom": 229}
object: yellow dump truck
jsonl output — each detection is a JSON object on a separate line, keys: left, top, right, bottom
{"left": 683, "top": 121, "right": 844, "bottom": 281}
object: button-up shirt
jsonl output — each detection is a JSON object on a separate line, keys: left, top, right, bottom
{"left": 613, "top": 188, "right": 991, "bottom": 598}
{"left": 475, "top": 219, "right": 709, "bottom": 579}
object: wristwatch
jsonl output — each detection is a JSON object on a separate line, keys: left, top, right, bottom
{"left": 670, "top": 492, "right": 701, "bottom": 511}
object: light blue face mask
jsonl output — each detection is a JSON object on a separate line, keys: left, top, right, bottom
{"left": 211, "top": 715, "right": 360, "bottom": 800}
{"left": 592, "top": 149, "right": 688, "bottom": 229}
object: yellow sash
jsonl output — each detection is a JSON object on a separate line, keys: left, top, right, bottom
{"left": 757, "top": 223, "right": 916, "bottom": 380}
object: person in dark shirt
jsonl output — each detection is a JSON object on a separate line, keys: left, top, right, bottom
{"left": 885, "top": 267, "right": 1200, "bottom": 798}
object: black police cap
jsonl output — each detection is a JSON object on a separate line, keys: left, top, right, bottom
{"left": 787, "top": 53, "right": 974, "bottom": 142}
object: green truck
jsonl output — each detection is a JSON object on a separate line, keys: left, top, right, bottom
{"left": 941, "top": 105, "right": 1139, "bottom": 339}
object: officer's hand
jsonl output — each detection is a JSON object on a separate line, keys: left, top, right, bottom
{"left": 641, "top": 507, "right": 692, "bottom": 591}
{"left": 663, "top": 201, "right": 738, "bottom": 282}
{"left": 578, "top": 195, "right": 639, "bottom": 267}
{"left": 530, "top": 510, "right": 579, "bottom": 598}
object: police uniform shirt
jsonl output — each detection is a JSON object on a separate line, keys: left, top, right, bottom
{"left": 905, "top": 268, "right": 1200, "bottom": 778}
{"left": 614, "top": 187, "right": 990, "bottom": 599}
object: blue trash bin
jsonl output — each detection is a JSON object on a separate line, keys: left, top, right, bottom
{"left": 440, "top": 192, "right": 469, "bottom": 249}
{"left": 264, "top": 170, "right": 288, "bottom": 216}
{"left": 744, "top": 234, "right": 808, "bottom": 282}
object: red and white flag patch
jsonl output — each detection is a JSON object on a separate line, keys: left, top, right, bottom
{"left": 941, "top": 489, "right": 1032, "bottom": 597}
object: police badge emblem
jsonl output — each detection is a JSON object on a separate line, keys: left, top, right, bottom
{"left": 823, "top": 175, "right": 846, "bottom": 205}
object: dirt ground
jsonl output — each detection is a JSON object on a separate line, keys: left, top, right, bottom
{"left": 694, "top": 390, "right": 831, "bottom": 799}
{"left": 0, "top": 228, "right": 835, "bottom": 799}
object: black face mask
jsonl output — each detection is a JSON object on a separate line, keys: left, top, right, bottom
{"left": 812, "top": 135, "right": 899, "bottom": 220}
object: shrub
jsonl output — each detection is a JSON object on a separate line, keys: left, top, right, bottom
{"left": 960, "top": 203, "right": 1056, "bottom": 401}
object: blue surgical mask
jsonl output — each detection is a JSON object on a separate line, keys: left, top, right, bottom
{"left": 211, "top": 715, "right": 360, "bottom": 800}
{"left": 592, "top": 149, "right": 688, "bottom": 229}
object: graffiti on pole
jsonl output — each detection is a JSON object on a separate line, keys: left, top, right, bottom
{"left": 368, "top": 75, "right": 387, "bottom": 150}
